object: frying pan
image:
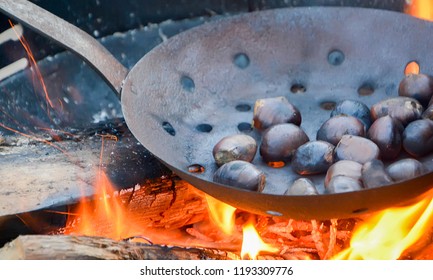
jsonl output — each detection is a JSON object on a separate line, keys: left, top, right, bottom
{"left": 2, "top": 0, "right": 433, "bottom": 220}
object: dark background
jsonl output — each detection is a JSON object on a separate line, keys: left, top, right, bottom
{"left": 0, "top": 0, "right": 404, "bottom": 67}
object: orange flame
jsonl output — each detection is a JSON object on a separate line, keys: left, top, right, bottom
{"left": 206, "top": 195, "right": 278, "bottom": 258}
{"left": 205, "top": 195, "right": 236, "bottom": 235}
{"left": 66, "top": 170, "right": 145, "bottom": 240}
{"left": 333, "top": 195, "right": 433, "bottom": 260}
{"left": 405, "top": 0, "right": 433, "bottom": 21}
{"left": 65, "top": 135, "right": 144, "bottom": 240}
{"left": 241, "top": 220, "right": 279, "bottom": 260}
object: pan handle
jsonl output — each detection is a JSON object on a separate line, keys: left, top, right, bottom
{"left": 0, "top": 0, "right": 128, "bottom": 99}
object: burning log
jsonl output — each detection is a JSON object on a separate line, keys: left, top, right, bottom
{"left": 0, "top": 235, "right": 234, "bottom": 260}
{"left": 61, "top": 176, "right": 208, "bottom": 234}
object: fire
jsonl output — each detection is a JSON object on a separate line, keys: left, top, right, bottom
{"left": 205, "top": 195, "right": 236, "bottom": 235}
{"left": 65, "top": 170, "right": 144, "bottom": 240}
{"left": 405, "top": 0, "right": 433, "bottom": 21}
{"left": 334, "top": 194, "right": 433, "bottom": 260}
{"left": 241, "top": 220, "right": 279, "bottom": 260}
{"left": 205, "top": 195, "right": 278, "bottom": 259}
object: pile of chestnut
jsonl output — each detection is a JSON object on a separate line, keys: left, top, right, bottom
{"left": 212, "top": 73, "right": 433, "bottom": 195}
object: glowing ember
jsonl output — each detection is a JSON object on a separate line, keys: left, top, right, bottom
{"left": 241, "top": 220, "right": 279, "bottom": 260}
{"left": 334, "top": 195, "right": 433, "bottom": 260}
{"left": 205, "top": 195, "right": 236, "bottom": 235}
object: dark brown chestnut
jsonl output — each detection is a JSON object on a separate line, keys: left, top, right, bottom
{"left": 212, "top": 134, "right": 257, "bottom": 166}
{"left": 316, "top": 115, "right": 365, "bottom": 146}
{"left": 402, "top": 119, "right": 433, "bottom": 157}
{"left": 324, "top": 160, "right": 362, "bottom": 188}
{"left": 367, "top": 116, "right": 403, "bottom": 160}
{"left": 422, "top": 104, "right": 433, "bottom": 120}
{"left": 370, "top": 97, "right": 423, "bottom": 126}
{"left": 260, "top": 123, "right": 309, "bottom": 163}
{"left": 334, "top": 135, "right": 380, "bottom": 164}
{"left": 292, "top": 140, "right": 335, "bottom": 175}
{"left": 398, "top": 73, "right": 433, "bottom": 107}
{"left": 253, "top": 96, "right": 301, "bottom": 130}
{"left": 213, "top": 160, "right": 265, "bottom": 192}
{"left": 285, "top": 178, "right": 318, "bottom": 195}
{"left": 325, "top": 175, "right": 363, "bottom": 194}
{"left": 386, "top": 158, "right": 426, "bottom": 182}
{"left": 330, "top": 99, "right": 372, "bottom": 130}
{"left": 361, "top": 159, "right": 393, "bottom": 189}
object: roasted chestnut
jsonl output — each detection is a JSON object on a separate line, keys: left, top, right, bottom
{"left": 334, "top": 135, "right": 380, "bottom": 164}
{"left": 330, "top": 99, "right": 372, "bottom": 130}
{"left": 260, "top": 123, "right": 309, "bottom": 163}
{"left": 316, "top": 115, "right": 365, "bottom": 146}
{"left": 212, "top": 134, "right": 257, "bottom": 166}
{"left": 402, "top": 119, "right": 433, "bottom": 157}
{"left": 361, "top": 159, "right": 393, "bottom": 189}
{"left": 213, "top": 160, "right": 265, "bottom": 192}
{"left": 324, "top": 160, "right": 362, "bottom": 189}
{"left": 370, "top": 96, "right": 423, "bottom": 126}
{"left": 421, "top": 104, "right": 433, "bottom": 120}
{"left": 398, "top": 73, "right": 433, "bottom": 107}
{"left": 367, "top": 116, "right": 403, "bottom": 160}
{"left": 386, "top": 158, "right": 426, "bottom": 182}
{"left": 253, "top": 96, "right": 301, "bottom": 130}
{"left": 292, "top": 140, "right": 335, "bottom": 175}
{"left": 325, "top": 175, "right": 363, "bottom": 194}
{"left": 285, "top": 178, "right": 318, "bottom": 195}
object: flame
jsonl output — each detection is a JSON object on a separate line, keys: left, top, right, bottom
{"left": 66, "top": 170, "right": 144, "bottom": 239}
{"left": 205, "top": 195, "right": 236, "bottom": 235}
{"left": 333, "top": 195, "right": 433, "bottom": 260}
{"left": 241, "top": 220, "right": 279, "bottom": 260}
{"left": 405, "top": 0, "right": 433, "bottom": 21}
{"left": 65, "top": 136, "right": 144, "bottom": 240}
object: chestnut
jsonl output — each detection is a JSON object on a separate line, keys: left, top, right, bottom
{"left": 422, "top": 104, "right": 433, "bottom": 120}
{"left": 324, "top": 160, "right": 362, "bottom": 189}
{"left": 292, "top": 140, "right": 335, "bottom": 175}
{"left": 370, "top": 96, "right": 423, "bottom": 126}
{"left": 212, "top": 134, "right": 257, "bottom": 166}
{"left": 285, "top": 178, "right": 318, "bottom": 195}
{"left": 325, "top": 175, "right": 363, "bottom": 194}
{"left": 260, "top": 123, "right": 309, "bottom": 163}
{"left": 361, "top": 159, "right": 393, "bottom": 189}
{"left": 330, "top": 99, "right": 372, "bottom": 130}
{"left": 316, "top": 115, "right": 365, "bottom": 146}
{"left": 398, "top": 73, "right": 433, "bottom": 107}
{"left": 253, "top": 96, "right": 301, "bottom": 130}
{"left": 367, "top": 116, "right": 403, "bottom": 160}
{"left": 402, "top": 119, "right": 433, "bottom": 157}
{"left": 386, "top": 158, "right": 426, "bottom": 182}
{"left": 213, "top": 160, "right": 265, "bottom": 192}
{"left": 334, "top": 135, "right": 380, "bottom": 164}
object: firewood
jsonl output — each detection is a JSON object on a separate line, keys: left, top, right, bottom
{"left": 0, "top": 120, "right": 171, "bottom": 217}
{"left": 62, "top": 177, "right": 208, "bottom": 234}
{"left": 0, "top": 235, "right": 234, "bottom": 260}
